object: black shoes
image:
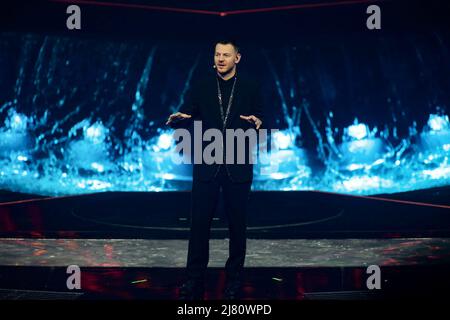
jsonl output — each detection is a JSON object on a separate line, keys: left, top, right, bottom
{"left": 223, "top": 278, "right": 243, "bottom": 300}
{"left": 178, "top": 279, "right": 205, "bottom": 300}
{"left": 178, "top": 275, "right": 243, "bottom": 300}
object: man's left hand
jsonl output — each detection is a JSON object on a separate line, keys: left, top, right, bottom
{"left": 240, "top": 115, "right": 262, "bottom": 129}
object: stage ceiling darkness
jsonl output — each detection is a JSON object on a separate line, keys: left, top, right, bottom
{"left": 0, "top": 0, "right": 449, "bottom": 195}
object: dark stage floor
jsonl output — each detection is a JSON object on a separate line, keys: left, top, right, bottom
{"left": 1, "top": 188, "right": 450, "bottom": 300}
{"left": 0, "top": 238, "right": 449, "bottom": 300}
{"left": 1, "top": 238, "right": 449, "bottom": 267}
{"left": 1, "top": 187, "right": 450, "bottom": 239}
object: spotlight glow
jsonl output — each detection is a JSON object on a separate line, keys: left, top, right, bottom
{"left": 84, "top": 122, "right": 107, "bottom": 144}
{"left": 157, "top": 133, "right": 173, "bottom": 150}
{"left": 273, "top": 130, "right": 293, "bottom": 150}
{"left": 428, "top": 114, "right": 449, "bottom": 132}
{"left": 347, "top": 121, "right": 368, "bottom": 140}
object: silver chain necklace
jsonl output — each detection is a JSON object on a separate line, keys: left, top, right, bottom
{"left": 216, "top": 74, "right": 237, "bottom": 129}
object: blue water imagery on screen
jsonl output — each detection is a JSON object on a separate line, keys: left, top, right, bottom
{"left": 0, "top": 32, "right": 449, "bottom": 196}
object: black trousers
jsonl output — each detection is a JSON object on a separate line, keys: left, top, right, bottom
{"left": 186, "top": 165, "right": 252, "bottom": 281}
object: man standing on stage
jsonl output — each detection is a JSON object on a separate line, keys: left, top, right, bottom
{"left": 166, "top": 39, "right": 263, "bottom": 300}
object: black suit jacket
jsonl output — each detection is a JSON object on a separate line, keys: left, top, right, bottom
{"left": 169, "top": 70, "right": 264, "bottom": 183}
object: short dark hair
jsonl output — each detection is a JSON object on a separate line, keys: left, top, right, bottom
{"left": 215, "top": 39, "right": 240, "bottom": 54}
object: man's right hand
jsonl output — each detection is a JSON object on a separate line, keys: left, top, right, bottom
{"left": 166, "top": 112, "right": 192, "bottom": 125}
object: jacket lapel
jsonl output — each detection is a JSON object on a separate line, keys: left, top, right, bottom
{"left": 224, "top": 76, "right": 241, "bottom": 129}
{"left": 207, "top": 73, "right": 241, "bottom": 129}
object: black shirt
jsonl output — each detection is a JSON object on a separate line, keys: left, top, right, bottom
{"left": 170, "top": 70, "right": 264, "bottom": 182}
{"left": 217, "top": 74, "right": 237, "bottom": 116}
{"left": 174, "top": 70, "right": 263, "bottom": 130}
